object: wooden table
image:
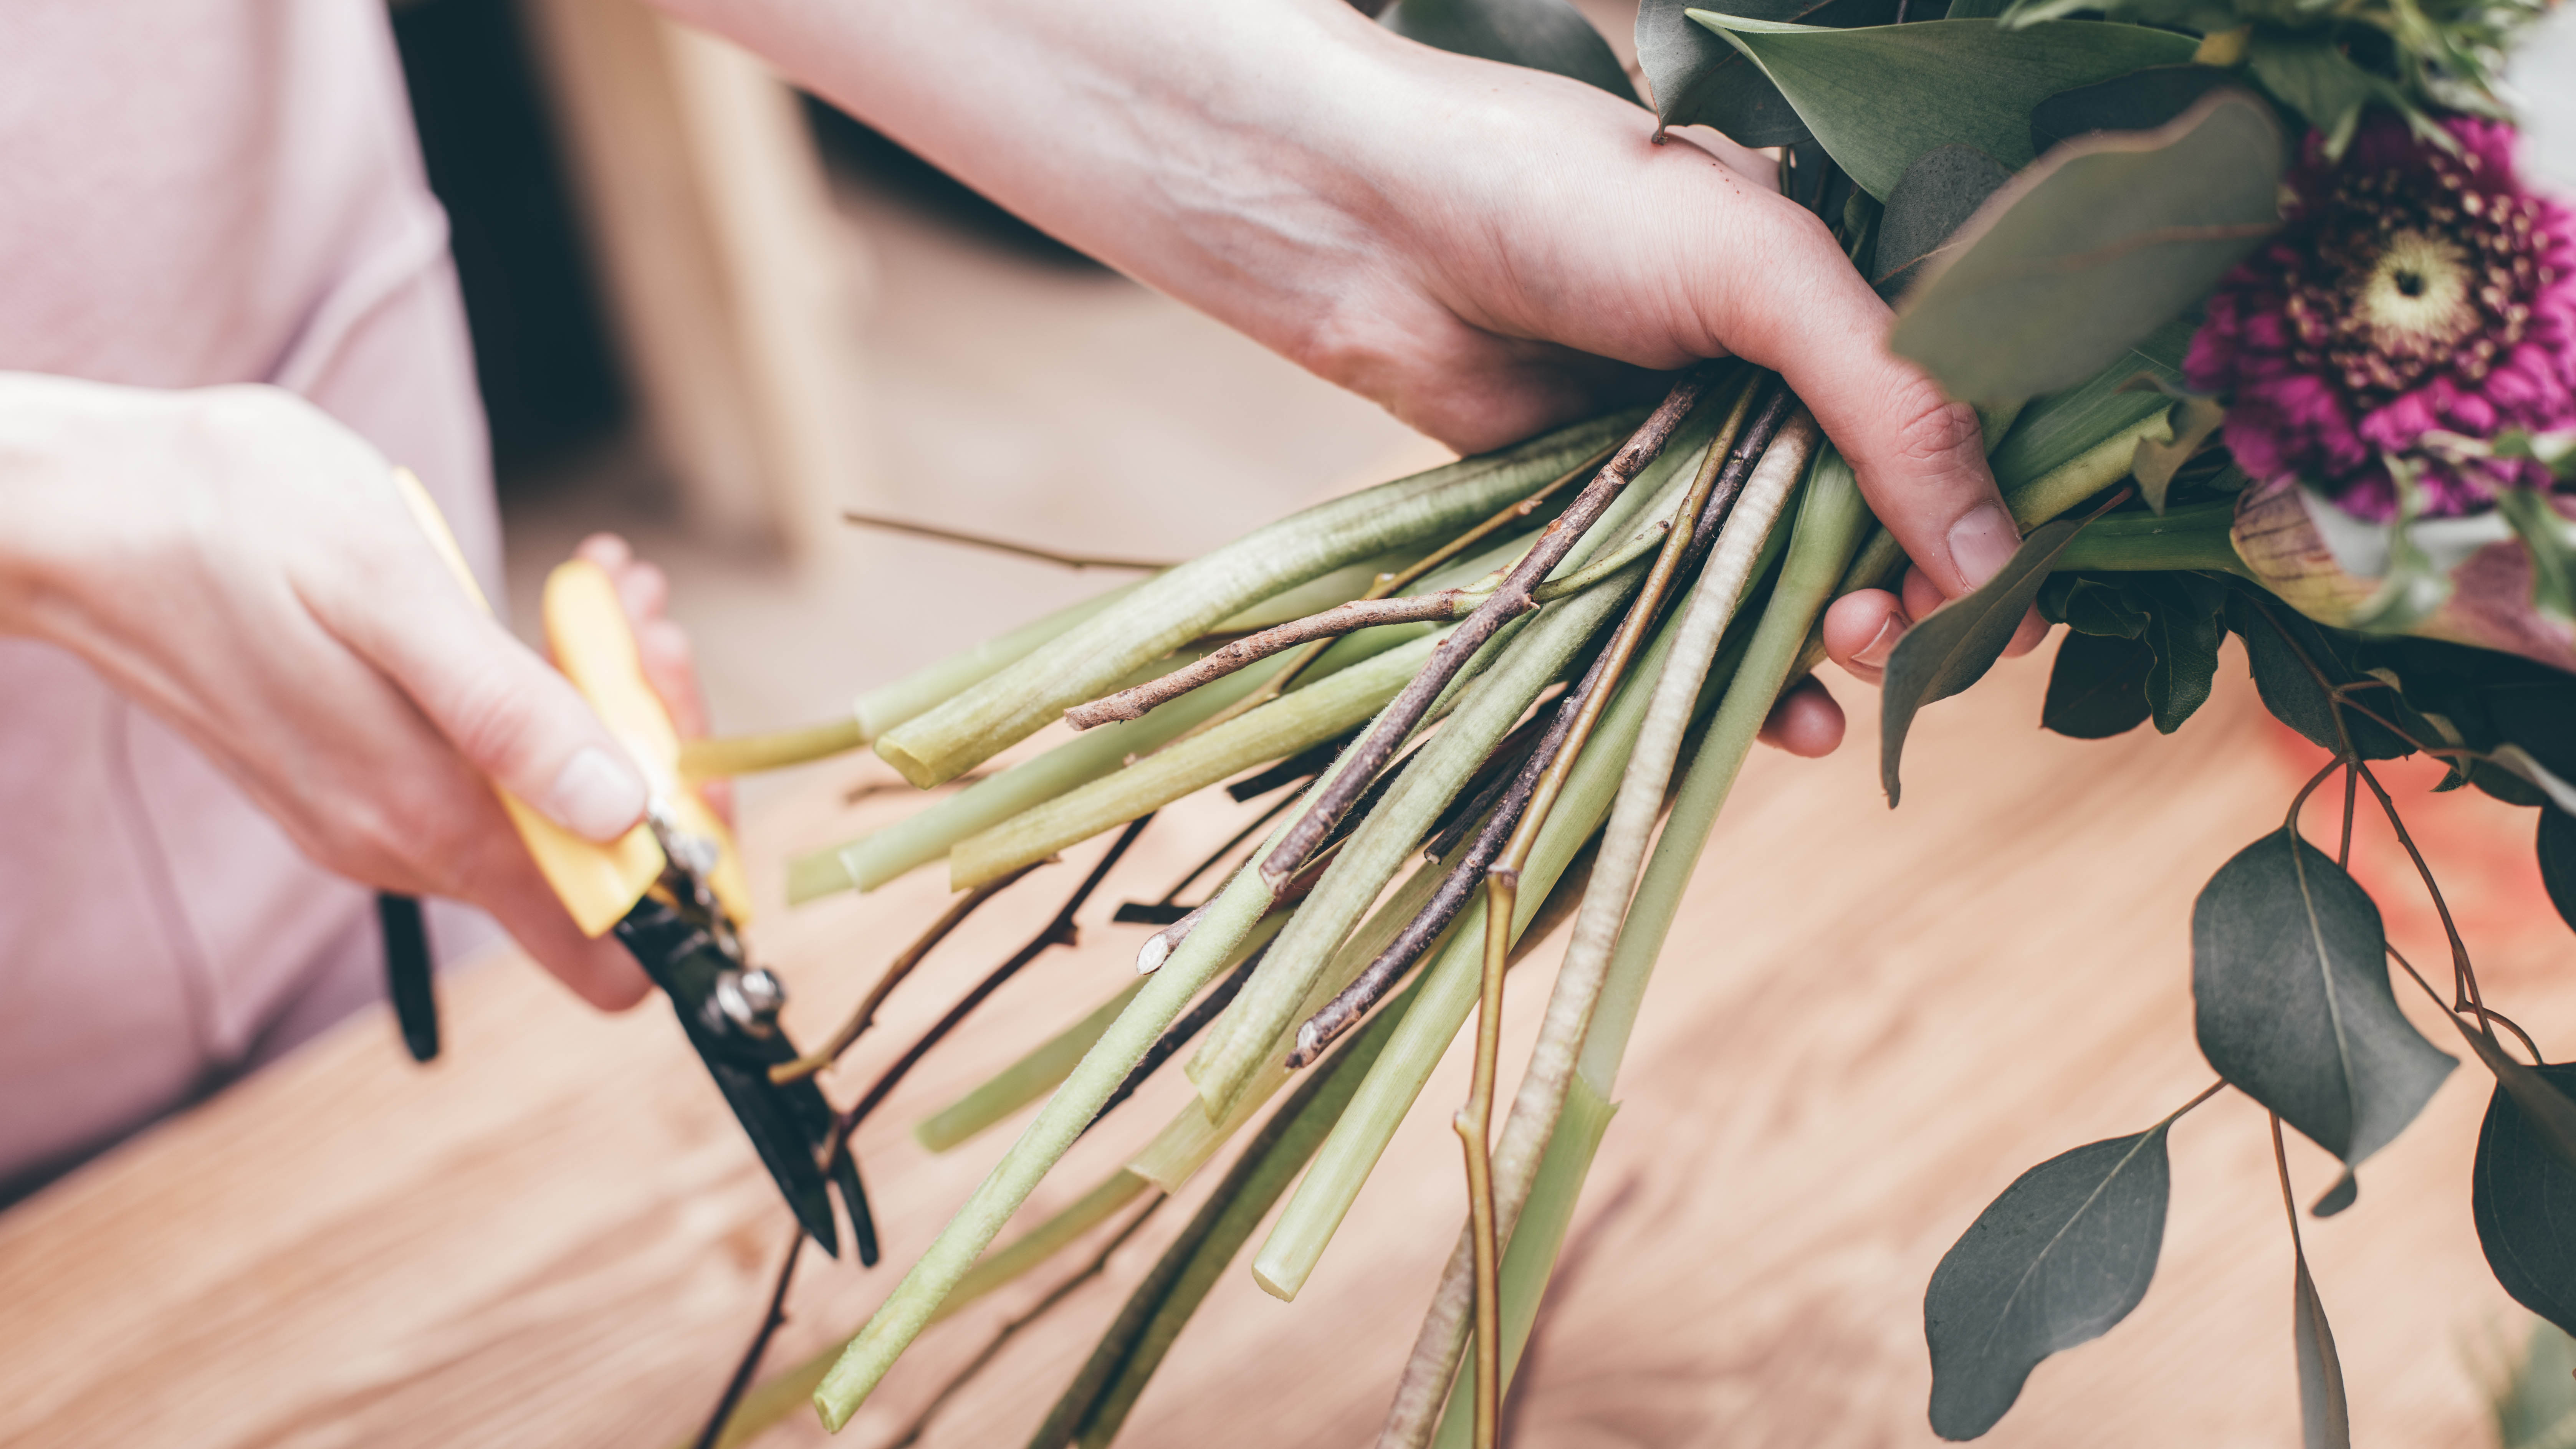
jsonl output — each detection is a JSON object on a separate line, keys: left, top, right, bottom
{"left": 3, "top": 647, "right": 2563, "bottom": 1449}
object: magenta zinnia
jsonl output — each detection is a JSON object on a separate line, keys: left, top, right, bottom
{"left": 2186, "top": 111, "right": 2576, "bottom": 520}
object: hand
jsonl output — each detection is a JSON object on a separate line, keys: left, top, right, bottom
{"left": 0, "top": 374, "right": 680, "bottom": 1009}
{"left": 660, "top": 0, "right": 2042, "bottom": 763}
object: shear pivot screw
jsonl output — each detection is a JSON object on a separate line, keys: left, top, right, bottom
{"left": 715, "top": 966, "right": 788, "bottom": 1036}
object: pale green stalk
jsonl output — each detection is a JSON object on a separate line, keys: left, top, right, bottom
{"left": 1185, "top": 418, "right": 1724, "bottom": 1123}
{"left": 1214, "top": 547, "right": 1423, "bottom": 631}
{"left": 1374, "top": 417, "right": 1822, "bottom": 1445}
{"left": 1400, "top": 450, "right": 1873, "bottom": 1449}
{"left": 938, "top": 1169, "right": 1155, "bottom": 1324}
{"left": 1251, "top": 594, "right": 1695, "bottom": 1303}
{"left": 877, "top": 415, "right": 1640, "bottom": 787}
{"left": 855, "top": 580, "right": 1146, "bottom": 743}
{"left": 916, "top": 906, "right": 1292, "bottom": 1153}
{"left": 789, "top": 628, "right": 1421, "bottom": 901}
{"left": 950, "top": 631, "right": 1444, "bottom": 890}
{"left": 812, "top": 700, "right": 1395, "bottom": 1429}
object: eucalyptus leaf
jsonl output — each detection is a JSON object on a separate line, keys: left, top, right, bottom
{"left": 2246, "top": 33, "right": 2399, "bottom": 155}
{"left": 2223, "top": 588, "right": 2419, "bottom": 760}
{"left": 1945, "top": 0, "right": 2008, "bottom": 16}
{"left": 1881, "top": 514, "right": 2094, "bottom": 806}
{"left": 2437, "top": 1009, "right": 2576, "bottom": 1176}
{"left": 1875, "top": 144, "right": 2015, "bottom": 299}
{"left": 2293, "top": 1251, "right": 2354, "bottom": 1449}
{"left": 1889, "top": 90, "right": 2283, "bottom": 404}
{"left": 2042, "top": 630, "right": 2154, "bottom": 738}
{"left": 2543, "top": 810, "right": 2576, "bottom": 934}
{"left": 2043, "top": 573, "right": 2152, "bottom": 638}
{"left": 2494, "top": 745, "right": 2576, "bottom": 815}
{"left": 2475, "top": 1062, "right": 2576, "bottom": 1340}
{"left": 1386, "top": 0, "right": 1637, "bottom": 99}
{"left": 1923, "top": 1126, "right": 2172, "bottom": 1439}
{"left": 1685, "top": 15, "right": 2196, "bottom": 199}
{"left": 2028, "top": 64, "right": 2239, "bottom": 154}
{"left": 1638, "top": 0, "right": 1896, "bottom": 144}
{"left": 2192, "top": 831, "right": 2455, "bottom": 1169}
{"left": 2138, "top": 572, "right": 2228, "bottom": 733}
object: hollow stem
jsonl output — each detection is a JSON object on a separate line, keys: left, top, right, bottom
{"left": 679, "top": 717, "right": 870, "bottom": 779}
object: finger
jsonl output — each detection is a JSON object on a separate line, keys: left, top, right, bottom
{"left": 458, "top": 836, "right": 653, "bottom": 1009}
{"left": 635, "top": 617, "right": 708, "bottom": 740}
{"left": 1822, "top": 589, "right": 1909, "bottom": 684}
{"left": 1757, "top": 676, "right": 1845, "bottom": 757}
{"left": 574, "top": 532, "right": 633, "bottom": 573}
{"left": 321, "top": 524, "right": 648, "bottom": 844}
{"left": 1720, "top": 208, "right": 2021, "bottom": 602}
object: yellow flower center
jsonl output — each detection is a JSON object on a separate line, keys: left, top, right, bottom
{"left": 2353, "top": 228, "right": 2475, "bottom": 357}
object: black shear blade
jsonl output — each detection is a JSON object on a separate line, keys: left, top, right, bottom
{"left": 700, "top": 1049, "right": 842, "bottom": 1256}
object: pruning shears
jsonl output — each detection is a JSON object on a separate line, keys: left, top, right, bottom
{"left": 385, "top": 469, "right": 875, "bottom": 1263}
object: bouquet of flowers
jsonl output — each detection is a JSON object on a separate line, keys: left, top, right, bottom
{"left": 664, "top": 0, "right": 2576, "bottom": 1441}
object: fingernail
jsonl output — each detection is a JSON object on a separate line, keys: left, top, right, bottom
{"left": 1946, "top": 504, "right": 2023, "bottom": 591}
{"left": 548, "top": 746, "right": 647, "bottom": 841}
{"left": 1853, "top": 616, "right": 1905, "bottom": 669}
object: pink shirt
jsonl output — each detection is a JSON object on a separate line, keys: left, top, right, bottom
{"left": 0, "top": 1, "right": 503, "bottom": 1193}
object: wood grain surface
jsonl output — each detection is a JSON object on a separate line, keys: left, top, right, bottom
{"left": 1, "top": 644, "right": 2563, "bottom": 1449}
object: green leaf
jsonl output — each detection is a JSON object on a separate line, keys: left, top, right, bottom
{"left": 2129, "top": 394, "right": 2228, "bottom": 514}
{"left": 1874, "top": 144, "right": 2015, "bottom": 299}
{"left": 1923, "top": 1126, "right": 2172, "bottom": 1439}
{"left": 2293, "top": 1249, "right": 2353, "bottom": 1449}
{"left": 1386, "top": 0, "right": 1637, "bottom": 98}
{"left": 1684, "top": 15, "right": 2196, "bottom": 199}
{"left": 2138, "top": 572, "right": 2228, "bottom": 733}
{"left": 2027, "top": 63, "right": 2240, "bottom": 154}
{"left": 2042, "top": 573, "right": 2152, "bottom": 638}
{"left": 2496, "top": 486, "right": 2576, "bottom": 624}
{"left": 2245, "top": 34, "right": 2400, "bottom": 156}
{"left": 2543, "top": 810, "right": 2576, "bottom": 935}
{"left": 2495, "top": 745, "right": 2576, "bottom": 815}
{"left": 1639, "top": 0, "right": 1896, "bottom": 145}
{"left": 1945, "top": 0, "right": 2009, "bottom": 15}
{"left": 2042, "top": 630, "right": 2154, "bottom": 738}
{"left": 1889, "top": 89, "right": 2284, "bottom": 404}
{"left": 2192, "top": 830, "right": 2455, "bottom": 1171}
{"left": 1989, "top": 319, "right": 2193, "bottom": 489}
{"left": 2475, "top": 1062, "right": 2576, "bottom": 1340}
{"left": 1881, "top": 513, "right": 2096, "bottom": 805}
{"left": 2222, "top": 588, "right": 2419, "bottom": 760}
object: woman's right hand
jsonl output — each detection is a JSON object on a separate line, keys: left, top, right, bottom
{"left": 0, "top": 372, "right": 655, "bottom": 1008}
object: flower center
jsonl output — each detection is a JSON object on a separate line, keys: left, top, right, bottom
{"left": 2353, "top": 229, "right": 2475, "bottom": 355}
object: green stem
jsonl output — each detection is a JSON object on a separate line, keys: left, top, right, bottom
{"left": 855, "top": 580, "right": 1146, "bottom": 743}
{"left": 877, "top": 414, "right": 1643, "bottom": 788}
{"left": 913, "top": 981, "right": 1142, "bottom": 1153}
{"left": 678, "top": 716, "right": 869, "bottom": 779}
{"left": 2049, "top": 501, "right": 2252, "bottom": 576}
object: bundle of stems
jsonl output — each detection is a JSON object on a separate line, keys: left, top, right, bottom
{"left": 675, "top": 212, "right": 2205, "bottom": 1448}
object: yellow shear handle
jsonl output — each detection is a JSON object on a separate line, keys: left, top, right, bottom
{"left": 391, "top": 469, "right": 749, "bottom": 935}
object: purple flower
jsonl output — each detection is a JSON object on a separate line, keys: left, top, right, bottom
{"left": 2186, "top": 111, "right": 2576, "bottom": 520}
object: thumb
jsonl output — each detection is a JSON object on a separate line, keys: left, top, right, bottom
{"left": 328, "top": 539, "right": 650, "bottom": 845}
{"left": 1727, "top": 217, "right": 2022, "bottom": 600}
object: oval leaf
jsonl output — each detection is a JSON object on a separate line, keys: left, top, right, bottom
{"left": 1875, "top": 144, "right": 2015, "bottom": 299}
{"left": 1890, "top": 89, "right": 2284, "bottom": 404}
{"left": 1638, "top": 0, "right": 1896, "bottom": 145}
{"left": 2192, "top": 831, "right": 2455, "bottom": 1169}
{"left": 1683, "top": 15, "right": 2196, "bottom": 199}
{"left": 1880, "top": 513, "right": 2094, "bottom": 806}
{"left": 1924, "top": 1126, "right": 2172, "bottom": 1439}
{"left": 2042, "top": 630, "right": 2154, "bottom": 738}
{"left": 2027, "top": 63, "right": 2238, "bottom": 155}
{"left": 1385, "top": 0, "right": 1636, "bottom": 98}
{"left": 2477, "top": 1062, "right": 2576, "bottom": 1340}
{"left": 2293, "top": 1252, "right": 2353, "bottom": 1449}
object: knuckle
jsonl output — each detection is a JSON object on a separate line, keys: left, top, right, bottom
{"left": 1887, "top": 380, "right": 1984, "bottom": 466}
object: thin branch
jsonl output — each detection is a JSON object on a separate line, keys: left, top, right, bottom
{"left": 841, "top": 510, "right": 1175, "bottom": 572}
{"left": 883, "top": 1193, "right": 1171, "bottom": 1449}
{"left": 1081, "top": 946, "right": 1269, "bottom": 1138}
{"left": 2351, "top": 761, "right": 2487, "bottom": 1021}
{"left": 1117, "top": 791, "right": 1302, "bottom": 923}
{"left": 2268, "top": 1111, "right": 2306, "bottom": 1247}
{"left": 692, "top": 1225, "right": 806, "bottom": 1449}
{"left": 1257, "top": 367, "right": 1729, "bottom": 891}
{"left": 1068, "top": 590, "right": 1487, "bottom": 729}
{"left": 2390, "top": 944, "right": 2545, "bottom": 1063}
{"left": 770, "top": 863, "right": 1043, "bottom": 1084}
{"left": 824, "top": 816, "right": 1155, "bottom": 1171}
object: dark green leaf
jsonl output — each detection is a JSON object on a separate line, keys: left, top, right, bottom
{"left": 2543, "top": 810, "right": 2576, "bottom": 935}
{"left": 1386, "top": 0, "right": 1636, "bottom": 99}
{"left": 2292, "top": 1251, "right": 2353, "bottom": 1449}
{"left": 1989, "top": 319, "right": 2193, "bottom": 490}
{"left": 1882, "top": 514, "right": 2096, "bottom": 805}
{"left": 2496, "top": 486, "right": 2576, "bottom": 624}
{"left": 1683, "top": 15, "right": 2197, "bottom": 198}
{"left": 2028, "top": 64, "right": 2240, "bottom": 154}
{"left": 2428, "top": 1003, "right": 2576, "bottom": 1175}
{"left": 2495, "top": 745, "right": 2576, "bottom": 815}
{"left": 2311, "top": 1171, "right": 2359, "bottom": 1217}
{"left": 1638, "top": 0, "right": 1896, "bottom": 145}
{"left": 1945, "top": 0, "right": 2009, "bottom": 15}
{"left": 1889, "top": 90, "right": 2284, "bottom": 404}
{"left": 1874, "top": 145, "right": 2015, "bottom": 299}
{"left": 2223, "top": 588, "right": 2418, "bottom": 760}
{"left": 2130, "top": 394, "right": 2228, "bottom": 513}
{"left": 1923, "top": 1126, "right": 2172, "bottom": 1439}
{"left": 2138, "top": 572, "right": 2228, "bottom": 733}
{"left": 2043, "top": 573, "right": 2152, "bottom": 638}
{"left": 2192, "top": 831, "right": 2455, "bottom": 1169}
{"left": 2475, "top": 1062, "right": 2576, "bottom": 1340}
{"left": 2043, "top": 630, "right": 2154, "bottom": 738}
